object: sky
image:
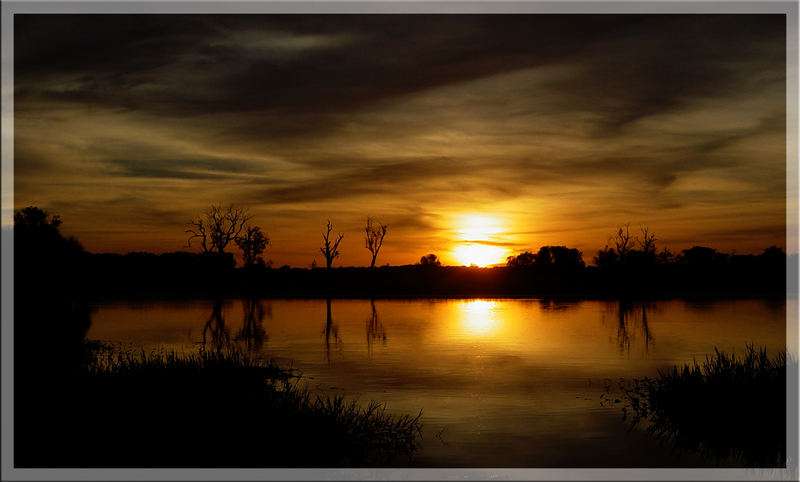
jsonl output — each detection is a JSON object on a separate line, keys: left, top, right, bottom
{"left": 13, "top": 14, "right": 788, "bottom": 267}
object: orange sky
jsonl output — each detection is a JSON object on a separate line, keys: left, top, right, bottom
{"left": 12, "top": 15, "right": 790, "bottom": 267}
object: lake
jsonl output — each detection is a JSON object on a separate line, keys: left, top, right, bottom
{"left": 86, "top": 297, "right": 787, "bottom": 467}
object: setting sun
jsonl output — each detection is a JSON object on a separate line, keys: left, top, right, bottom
{"left": 452, "top": 214, "right": 510, "bottom": 266}
{"left": 453, "top": 243, "right": 508, "bottom": 267}
{"left": 459, "top": 299, "right": 501, "bottom": 335}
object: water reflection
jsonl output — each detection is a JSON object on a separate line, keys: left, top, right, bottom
{"left": 323, "top": 299, "right": 342, "bottom": 363}
{"left": 201, "top": 298, "right": 230, "bottom": 353}
{"left": 235, "top": 299, "right": 269, "bottom": 352}
{"left": 201, "top": 298, "right": 270, "bottom": 353}
{"left": 85, "top": 297, "right": 787, "bottom": 468}
{"left": 366, "top": 300, "right": 387, "bottom": 355}
{"left": 609, "top": 301, "right": 654, "bottom": 355}
{"left": 459, "top": 300, "right": 500, "bottom": 336}
{"left": 537, "top": 299, "right": 577, "bottom": 312}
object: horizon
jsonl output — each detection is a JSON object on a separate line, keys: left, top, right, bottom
{"left": 12, "top": 14, "right": 789, "bottom": 267}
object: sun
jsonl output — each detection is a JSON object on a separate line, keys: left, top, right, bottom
{"left": 453, "top": 243, "right": 507, "bottom": 267}
{"left": 452, "top": 214, "right": 510, "bottom": 266}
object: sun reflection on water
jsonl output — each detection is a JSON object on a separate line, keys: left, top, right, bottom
{"left": 459, "top": 299, "right": 501, "bottom": 336}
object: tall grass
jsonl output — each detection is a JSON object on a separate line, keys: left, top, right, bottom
{"left": 18, "top": 344, "right": 422, "bottom": 467}
{"left": 606, "top": 345, "right": 787, "bottom": 467}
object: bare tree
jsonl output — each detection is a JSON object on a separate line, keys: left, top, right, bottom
{"left": 364, "top": 217, "right": 388, "bottom": 268}
{"left": 610, "top": 224, "right": 634, "bottom": 260}
{"left": 235, "top": 224, "right": 269, "bottom": 267}
{"left": 638, "top": 225, "right": 657, "bottom": 253}
{"left": 186, "top": 204, "right": 253, "bottom": 254}
{"left": 320, "top": 220, "right": 344, "bottom": 268}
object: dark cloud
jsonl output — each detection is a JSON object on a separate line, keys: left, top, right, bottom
{"left": 100, "top": 157, "right": 263, "bottom": 181}
{"left": 13, "top": 14, "right": 787, "bottom": 262}
{"left": 249, "top": 157, "right": 473, "bottom": 203}
{"left": 15, "top": 15, "right": 784, "bottom": 140}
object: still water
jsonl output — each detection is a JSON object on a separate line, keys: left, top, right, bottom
{"left": 87, "top": 298, "right": 787, "bottom": 467}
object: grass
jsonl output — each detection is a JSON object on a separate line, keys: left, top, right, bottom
{"left": 605, "top": 345, "right": 787, "bottom": 467}
{"left": 16, "top": 344, "right": 422, "bottom": 468}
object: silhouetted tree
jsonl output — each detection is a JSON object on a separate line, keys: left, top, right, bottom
{"left": 364, "top": 217, "right": 388, "bottom": 268}
{"left": 534, "top": 247, "right": 553, "bottom": 266}
{"left": 15, "top": 206, "right": 84, "bottom": 286}
{"left": 657, "top": 247, "right": 675, "bottom": 264}
{"left": 15, "top": 206, "right": 83, "bottom": 259}
{"left": 320, "top": 220, "right": 344, "bottom": 268}
{"left": 547, "top": 246, "right": 585, "bottom": 270}
{"left": 594, "top": 245, "right": 618, "bottom": 268}
{"left": 638, "top": 225, "right": 657, "bottom": 253}
{"left": 15, "top": 205, "right": 62, "bottom": 231}
{"left": 506, "top": 251, "right": 536, "bottom": 268}
{"left": 611, "top": 224, "right": 634, "bottom": 261}
{"left": 419, "top": 253, "right": 442, "bottom": 266}
{"left": 509, "top": 247, "right": 583, "bottom": 271}
{"left": 680, "top": 246, "right": 718, "bottom": 267}
{"left": 186, "top": 204, "right": 252, "bottom": 254}
{"left": 235, "top": 224, "right": 269, "bottom": 267}
{"left": 759, "top": 246, "right": 786, "bottom": 268}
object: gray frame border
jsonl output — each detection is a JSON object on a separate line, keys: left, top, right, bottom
{"left": 1, "top": 2, "right": 798, "bottom": 481}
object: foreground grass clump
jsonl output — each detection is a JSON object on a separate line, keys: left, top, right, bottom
{"left": 607, "top": 345, "right": 786, "bottom": 467}
{"left": 17, "top": 346, "right": 422, "bottom": 468}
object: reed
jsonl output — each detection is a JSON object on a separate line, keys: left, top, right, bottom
{"left": 606, "top": 344, "right": 787, "bottom": 467}
{"left": 17, "top": 344, "right": 422, "bottom": 467}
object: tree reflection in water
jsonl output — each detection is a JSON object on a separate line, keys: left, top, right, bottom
{"left": 202, "top": 298, "right": 231, "bottom": 354}
{"left": 612, "top": 300, "right": 655, "bottom": 355}
{"left": 366, "top": 299, "right": 387, "bottom": 356}
{"left": 323, "top": 298, "right": 342, "bottom": 363}
{"left": 236, "top": 298, "right": 269, "bottom": 352}
{"left": 201, "top": 298, "right": 270, "bottom": 354}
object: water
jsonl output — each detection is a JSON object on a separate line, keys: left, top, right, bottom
{"left": 86, "top": 297, "right": 787, "bottom": 467}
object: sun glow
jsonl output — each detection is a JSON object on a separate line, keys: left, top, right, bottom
{"left": 453, "top": 214, "right": 510, "bottom": 266}
{"left": 459, "top": 299, "right": 500, "bottom": 335}
{"left": 457, "top": 215, "right": 504, "bottom": 240}
{"left": 453, "top": 243, "right": 508, "bottom": 267}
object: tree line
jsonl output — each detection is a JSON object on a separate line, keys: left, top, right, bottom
{"left": 13, "top": 206, "right": 787, "bottom": 297}
{"left": 505, "top": 223, "right": 786, "bottom": 272}
{"left": 15, "top": 204, "right": 788, "bottom": 272}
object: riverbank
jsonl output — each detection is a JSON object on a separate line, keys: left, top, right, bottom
{"left": 59, "top": 253, "right": 788, "bottom": 299}
{"left": 15, "top": 343, "right": 422, "bottom": 467}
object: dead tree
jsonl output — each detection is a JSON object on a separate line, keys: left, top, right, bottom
{"left": 638, "top": 225, "right": 657, "bottom": 253}
{"left": 320, "top": 220, "right": 344, "bottom": 268}
{"left": 364, "top": 217, "right": 388, "bottom": 268}
{"left": 186, "top": 204, "right": 252, "bottom": 254}
{"left": 610, "top": 224, "right": 634, "bottom": 260}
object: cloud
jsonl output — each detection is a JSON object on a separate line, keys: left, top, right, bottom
{"left": 13, "top": 14, "right": 787, "bottom": 262}
{"left": 100, "top": 158, "right": 262, "bottom": 181}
